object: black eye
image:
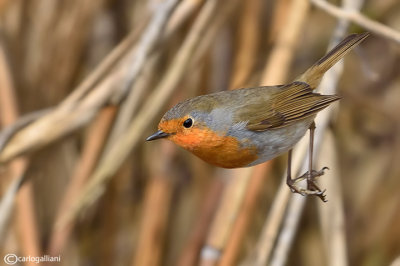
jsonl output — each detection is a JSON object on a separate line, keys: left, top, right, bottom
{"left": 183, "top": 118, "right": 193, "bottom": 128}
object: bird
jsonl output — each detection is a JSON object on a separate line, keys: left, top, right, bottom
{"left": 147, "top": 32, "right": 369, "bottom": 201}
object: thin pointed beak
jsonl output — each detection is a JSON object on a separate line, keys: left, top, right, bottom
{"left": 146, "top": 130, "right": 170, "bottom": 141}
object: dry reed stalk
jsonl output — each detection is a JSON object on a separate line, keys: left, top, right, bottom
{"left": 187, "top": 0, "right": 240, "bottom": 78}
{"left": 47, "top": 106, "right": 118, "bottom": 257}
{"left": 236, "top": 0, "right": 310, "bottom": 264}
{"left": 131, "top": 65, "right": 202, "bottom": 266}
{"left": 60, "top": 17, "right": 149, "bottom": 109}
{"left": 166, "top": 0, "right": 205, "bottom": 33}
{"left": 221, "top": 0, "right": 306, "bottom": 264}
{"left": 196, "top": 31, "right": 235, "bottom": 264}
{"left": 0, "top": 0, "right": 180, "bottom": 164}
{"left": 229, "top": 0, "right": 261, "bottom": 90}
{"left": 108, "top": 2, "right": 207, "bottom": 260}
{"left": 311, "top": 0, "right": 400, "bottom": 43}
{"left": 219, "top": 164, "right": 272, "bottom": 266}
{"left": 0, "top": 68, "right": 116, "bottom": 162}
{"left": 241, "top": 140, "right": 309, "bottom": 266}
{"left": 267, "top": 89, "right": 341, "bottom": 266}
{"left": 103, "top": 56, "right": 158, "bottom": 154}
{"left": 317, "top": 130, "right": 347, "bottom": 266}
{"left": 0, "top": 0, "right": 203, "bottom": 162}
{"left": 267, "top": 0, "right": 291, "bottom": 45}
{"left": 199, "top": 2, "right": 261, "bottom": 265}
{"left": 47, "top": 1, "right": 206, "bottom": 257}
{"left": 309, "top": 3, "right": 364, "bottom": 264}
{"left": 0, "top": 10, "right": 147, "bottom": 156}
{"left": 206, "top": 0, "right": 311, "bottom": 264}
{"left": 0, "top": 173, "right": 23, "bottom": 242}
{"left": 0, "top": 38, "right": 39, "bottom": 266}
{"left": 339, "top": 88, "right": 398, "bottom": 128}
{"left": 0, "top": 0, "right": 10, "bottom": 13}
{"left": 49, "top": 0, "right": 106, "bottom": 90}
{"left": 132, "top": 141, "right": 176, "bottom": 266}
{"left": 22, "top": 1, "right": 58, "bottom": 90}
{"left": 64, "top": 0, "right": 218, "bottom": 228}
{"left": 261, "top": 0, "right": 310, "bottom": 84}
{"left": 175, "top": 3, "right": 243, "bottom": 265}
{"left": 115, "top": 0, "right": 183, "bottom": 102}
{"left": 206, "top": 1, "right": 266, "bottom": 265}
{"left": 312, "top": 0, "right": 365, "bottom": 264}
{"left": 168, "top": 57, "right": 210, "bottom": 265}
{"left": 176, "top": 179, "right": 224, "bottom": 266}
{"left": 200, "top": 0, "right": 261, "bottom": 265}
{"left": 0, "top": 109, "right": 52, "bottom": 153}
{"left": 24, "top": 0, "right": 107, "bottom": 102}
{"left": 268, "top": 0, "right": 366, "bottom": 264}
{"left": 267, "top": 93, "right": 342, "bottom": 266}
{"left": 104, "top": 0, "right": 205, "bottom": 155}
{"left": 312, "top": 0, "right": 367, "bottom": 264}
{"left": 390, "top": 256, "right": 400, "bottom": 266}
{"left": 14, "top": 180, "right": 41, "bottom": 266}
{"left": 201, "top": 169, "right": 251, "bottom": 266}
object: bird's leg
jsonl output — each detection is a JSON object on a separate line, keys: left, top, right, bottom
{"left": 305, "top": 121, "right": 327, "bottom": 202}
{"left": 286, "top": 149, "right": 306, "bottom": 196}
{"left": 286, "top": 122, "right": 328, "bottom": 202}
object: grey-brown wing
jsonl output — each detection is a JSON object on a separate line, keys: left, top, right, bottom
{"left": 240, "top": 82, "right": 340, "bottom": 131}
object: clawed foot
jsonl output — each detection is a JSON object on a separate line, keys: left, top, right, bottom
{"left": 287, "top": 167, "right": 329, "bottom": 202}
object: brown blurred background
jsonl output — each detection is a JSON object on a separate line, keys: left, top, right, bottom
{"left": 0, "top": 0, "right": 399, "bottom": 266}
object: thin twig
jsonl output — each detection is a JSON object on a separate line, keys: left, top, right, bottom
{"left": 311, "top": 0, "right": 400, "bottom": 44}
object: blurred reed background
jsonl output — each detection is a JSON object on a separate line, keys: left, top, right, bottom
{"left": 0, "top": 0, "right": 400, "bottom": 266}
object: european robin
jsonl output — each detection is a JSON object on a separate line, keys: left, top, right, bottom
{"left": 147, "top": 33, "right": 369, "bottom": 201}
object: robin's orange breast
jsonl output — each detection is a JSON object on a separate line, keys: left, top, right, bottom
{"left": 169, "top": 127, "right": 258, "bottom": 168}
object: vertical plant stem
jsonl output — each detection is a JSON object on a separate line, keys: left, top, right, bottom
{"left": 0, "top": 38, "right": 39, "bottom": 266}
{"left": 244, "top": 0, "right": 311, "bottom": 264}
{"left": 48, "top": 106, "right": 117, "bottom": 257}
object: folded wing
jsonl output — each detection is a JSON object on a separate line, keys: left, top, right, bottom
{"left": 242, "top": 82, "right": 340, "bottom": 131}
